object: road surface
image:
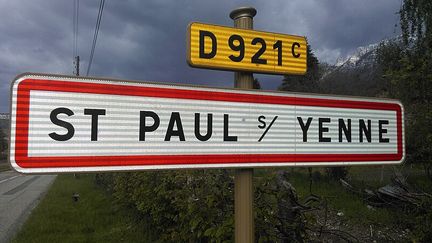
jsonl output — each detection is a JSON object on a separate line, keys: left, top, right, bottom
{"left": 0, "top": 169, "right": 56, "bottom": 242}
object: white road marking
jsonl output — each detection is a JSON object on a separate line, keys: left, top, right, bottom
{"left": 0, "top": 175, "right": 20, "bottom": 184}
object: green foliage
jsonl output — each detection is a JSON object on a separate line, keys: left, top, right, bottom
{"left": 255, "top": 172, "right": 307, "bottom": 242}
{"left": 400, "top": 0, "right": 432, "bottom": 49}
{"left": 253, "top": 78, "right": 261, "bottom": 89}
{"left": 13, "top": 175, "right": 152, "bottom": 243}
{"left": 377, "top": 0, "right": 432, "bottom": 171}
{"left": 98, "top": 170, "right": 235, "bottom": 242}
{"left": 97, "top": 170, "right": 311, "bottom": 242}
{"left": 325, "top": 167, "right": 348, "bottom": 181}
{"left": 403, "top": 174, "right": 432, "bottom": 241}
{"left": 413, "top": 202, "right": 432, "bottom": 242}
{"left": 377, "top": 5, "right": 432, "bottom": 240}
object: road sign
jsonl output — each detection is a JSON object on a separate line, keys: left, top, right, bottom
{"left": 10, "top": 74, "right": 404, "bottom": 173}
{"left": 187, "top": 22, "right": 307, "bottom": 75}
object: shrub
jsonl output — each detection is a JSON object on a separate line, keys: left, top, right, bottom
{"left": 326, "top": 167, "right": 348, "bottom": 180}
{"left": 96, "top": 170, "right": 308, "bottom": 242}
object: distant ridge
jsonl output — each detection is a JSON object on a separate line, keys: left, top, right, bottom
{"left": 0, "top": 113, "right": 9, "bottom": 130}
{"left": 0, "top": 113, "right": 10, "bottom": 120}
{"left": 319, "top": 37, "right": 403, "bottom": 97}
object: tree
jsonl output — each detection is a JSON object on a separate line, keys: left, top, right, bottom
{"left": 377, "top": 0, "right": 432, "bottom": 177}
{"left": 400, "top": 0, "right": 432, "bottom": 50}
{"left": 253, "top": 78, "right": 261, "bottom": 89}
{"left": 278, "top": 44, "right": 320, "bottom": 93}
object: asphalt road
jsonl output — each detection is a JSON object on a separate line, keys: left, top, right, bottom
{"left": 0, "top": 169, "right": 56, "bottom": 243}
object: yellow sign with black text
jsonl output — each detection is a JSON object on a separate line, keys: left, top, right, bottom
{"left": 187, "top": 22, "right": 307, "bottom": 75}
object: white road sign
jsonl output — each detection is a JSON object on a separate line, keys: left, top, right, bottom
{"left": 10, "top": 74, "right": 404, "bottom": 173}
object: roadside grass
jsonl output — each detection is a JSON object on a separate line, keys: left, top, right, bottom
{"left": 13, "top": 174, "right": 151, "bottom": 243}
{"left": 288, "top": 170, "right": 400, "bottom": 225}
{"left": 0, "top": 162, "right": 10, "bottom": 172}
{"left": 406, "top": 172, "right": 432, "bottom": 192}
{"left": 287, "top": 166, "right": 431, "bottom": 229}
{"left": 257, "top": 166, "right": 426, "bottom": 227}
{"left": 12, "top": 167, "right": 430, "bottom": 241}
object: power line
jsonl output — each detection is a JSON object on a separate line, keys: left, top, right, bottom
{"left": 73, "top": 0, "right": 80, "bottom": 76}
{"left": 73, "top": 0, "right": 78, "bottom": 57}
{"left": 86, "top": 0, "right": 105, "bottom": 76}
{"left": 73, "top": 0, "right": 76, "bottom": 58}
{"left": 75, "top": 0, "right": 79, "bottom": 56}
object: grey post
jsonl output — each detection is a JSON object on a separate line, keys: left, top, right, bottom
{"left": 230, "top": 6, "right": 256, "bottom": 243}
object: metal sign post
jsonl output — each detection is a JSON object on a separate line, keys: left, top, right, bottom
{"left": 230, "top": 7, "right": 256, "bottom": 243}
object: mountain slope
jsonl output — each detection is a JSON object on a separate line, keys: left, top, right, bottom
{"left": 0, "top": 113, "right": 9, "bottom": 130}
{"left": 319, "top": 41, "right": 388, "bottom": 97}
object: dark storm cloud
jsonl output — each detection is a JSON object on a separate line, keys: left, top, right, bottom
{"left": 297, "top": 0, "right": 401, "bottom": 60}
{"left": 0, "top": 0, "right": 401, "bottom": 112}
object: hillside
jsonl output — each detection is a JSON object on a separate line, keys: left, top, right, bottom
{"left": 0, "top": 113, "right": 9, "bottom": 130}
{"left": 319, "top": 40, "right": 393, "bottom": 97}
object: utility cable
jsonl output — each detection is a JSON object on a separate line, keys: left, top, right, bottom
{"left": 86, "top": 0, "right": 105, "bottom": 76}
{"left": 73, "top": 0, "right": 80, "bottom": 75}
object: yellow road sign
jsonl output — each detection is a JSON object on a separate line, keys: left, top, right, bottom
{"left": 187, "top": 22, "right": 307, "bottom": 75}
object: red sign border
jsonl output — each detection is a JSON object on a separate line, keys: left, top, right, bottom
{"left": 11, "top": 75, "right": 404, "bottom": 171}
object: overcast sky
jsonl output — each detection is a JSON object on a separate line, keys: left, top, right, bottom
{"left": 0, "top": 0, "right": 401, "bottom": 112}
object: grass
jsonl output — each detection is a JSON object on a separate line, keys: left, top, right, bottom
{"left": 0, "top": 162, "right": 11, "bottom": 172}
{"left": 288, "top": 170, "right": 399, "bottom": 225}
{"left": 256, "top": 167, "right": 408, "bottom": 228}
{"left": 261, "top": 166, "right": 429, "bottom": 228}
{"left": 12, "top": 167, "right": 431, "bottom": 241}
{"left": 13, "top": 174, "right": 151, "bottom": 243}
{"left": 289, "top": 166, "right": 431, "bottom": 229}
